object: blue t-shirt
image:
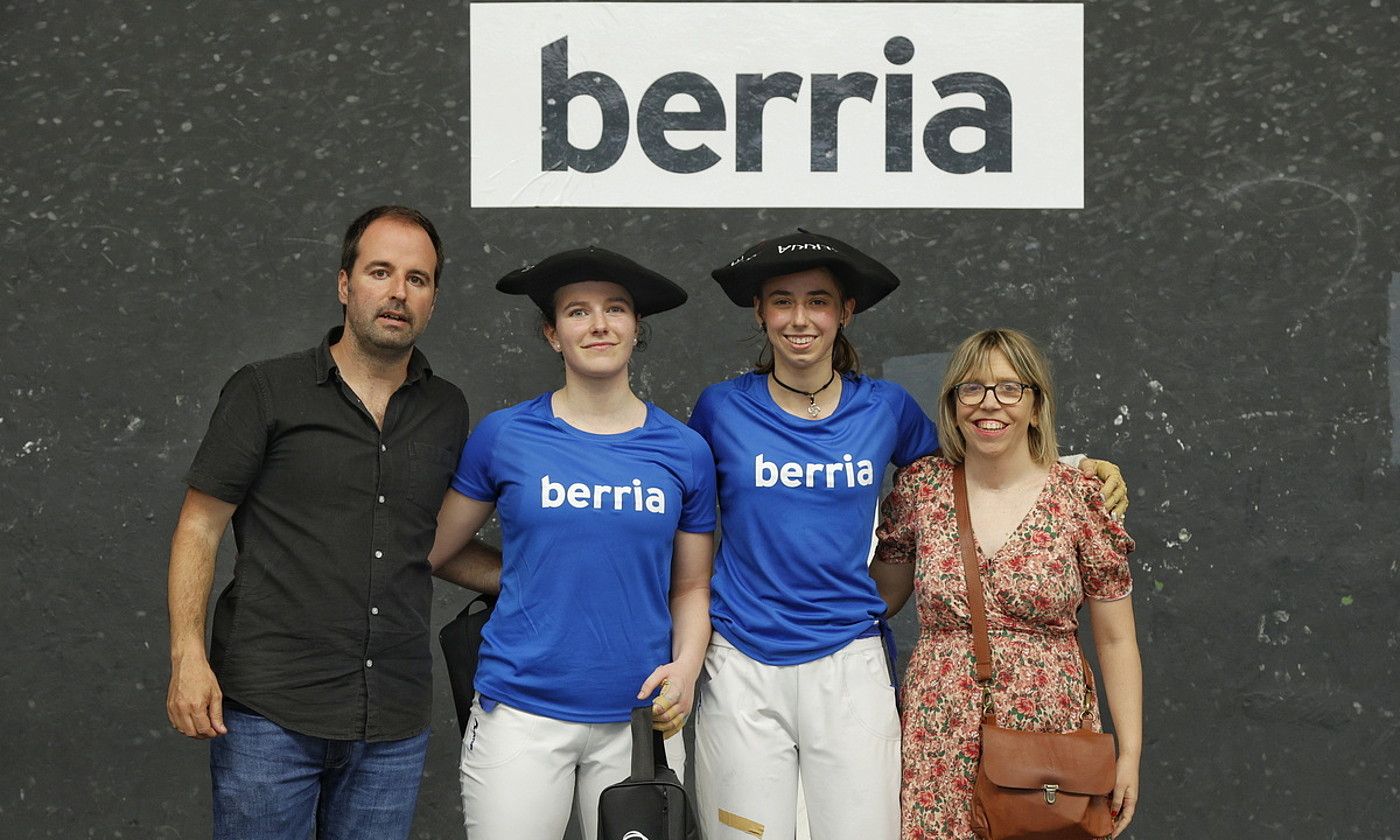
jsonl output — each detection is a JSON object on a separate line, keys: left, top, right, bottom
{"left": 451, "top": 393, "right": 717, "bottom": 722}
{"left": 689, "top": 372, "right": 937, "bottom": 665}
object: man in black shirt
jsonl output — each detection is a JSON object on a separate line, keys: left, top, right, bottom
{"left": 166, "top": 205, "right": 500, "bottom": 839}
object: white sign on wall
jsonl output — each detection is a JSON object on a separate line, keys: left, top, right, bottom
{"left": 470, "top": 2, "right": 1082, "bottom": 208}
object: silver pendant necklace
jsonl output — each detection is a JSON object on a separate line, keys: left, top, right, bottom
{"left": 770, "top": 369, "right": 837, "bottom": 417}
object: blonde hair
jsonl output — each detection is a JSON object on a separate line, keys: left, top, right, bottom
{"left": 936, "top": 328, "right": 1058, "bottom": 465}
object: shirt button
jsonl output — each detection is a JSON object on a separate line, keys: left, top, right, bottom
{"left": 371, "top": 607, "right": 379, "bottom": 616}
{"left": 378, "top": 495, "right": 385, "bottom": 504}
{"left": 374, "top": 550, "right": 383, "bottom": 559}
{"left": 365, "top": 659, "right": 374, "bottom": 668}
{"left": 380, "top": 444, "right": 387, "bottom": 452}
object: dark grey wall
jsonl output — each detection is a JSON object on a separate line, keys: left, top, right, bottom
{"left": 2, "top": 1, "right": 1396, "bottom": 837}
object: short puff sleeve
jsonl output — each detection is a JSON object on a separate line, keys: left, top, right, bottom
{"left": 1074, "top": 470, "right": 1135, "bottom": 601}
{"left": 875, "top": 459, "right": 931, "bottom": 566}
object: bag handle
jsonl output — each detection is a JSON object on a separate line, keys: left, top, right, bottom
{"left": 952, "top": 463, "right": 1096, "bottom": 725}
{"left": 628, "top": 705, "right": 670, "bottom": 782}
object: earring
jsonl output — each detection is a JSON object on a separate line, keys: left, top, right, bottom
{"left": 551, "top": 343, "right": 560, "bottom": 351}
{"left": 633, "top": 338, "right": 638, "bottom": 346}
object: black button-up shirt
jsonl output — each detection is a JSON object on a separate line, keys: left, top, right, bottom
{"left": 186, "top": 328, "right": 469, "bottom": 741}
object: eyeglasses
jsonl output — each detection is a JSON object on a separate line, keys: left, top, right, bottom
{"left": 952, "top": 381, "right": 1039, "bottom": 406}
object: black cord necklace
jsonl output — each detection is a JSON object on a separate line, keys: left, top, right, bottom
{"left": 770, "top": 368, "right": 837, "bottom": 417}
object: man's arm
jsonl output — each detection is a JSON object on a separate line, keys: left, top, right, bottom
{"left": 166, "top": 487, "right": 236, "bottom": 739}
{"left": 428, "top": 490, "right": 502, "bottom": 595}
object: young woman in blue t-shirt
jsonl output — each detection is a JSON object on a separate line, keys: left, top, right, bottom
{"left": 426, "top": 248, "right": 716, "bottom": 840}
{"left": 687, "top": 230, "right": 1127, "bottom": 840}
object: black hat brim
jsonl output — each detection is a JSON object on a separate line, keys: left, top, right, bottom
{"left": 497, "top": 247, "right": 688, "bottom": 317}
{"left": 711, "top": 229, "right": 899, "bottom": 313}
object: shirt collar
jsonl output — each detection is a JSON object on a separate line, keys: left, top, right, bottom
{"left": 316, "top": 326, "right": 434, "bottom": 386}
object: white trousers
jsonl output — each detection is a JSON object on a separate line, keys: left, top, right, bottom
{"left": 462, "top": 694, "right": 627, "bottom": 840}
{"left": 459, "top": 696, "right": 685, "bottom": 840}
{"left": 694, "top": 633, "right": 900, "bottom": 840}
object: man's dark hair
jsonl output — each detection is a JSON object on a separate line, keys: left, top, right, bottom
{"left": 339, "top": 205, "right": 445, "bottom": 285}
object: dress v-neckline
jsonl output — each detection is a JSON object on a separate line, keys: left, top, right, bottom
{"left": 970, "top": 468, "right": 1056, "bottom": 561}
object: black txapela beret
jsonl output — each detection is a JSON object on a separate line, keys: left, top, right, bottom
{"left": 711, "top": 228, "right": 900, "bottom": 313}
{"left": 496, "top": 246, "right": 688, "bottom": 316}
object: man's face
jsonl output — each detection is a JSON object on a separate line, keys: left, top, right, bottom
{"left": 337, "top": 218, "right": 438, "bottom": 355}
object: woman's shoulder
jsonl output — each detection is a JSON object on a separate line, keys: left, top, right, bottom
{"left": 850, "top": 375, "right": 926, "bottom": 418}
{"left": 1049, "top": 459, "right": 1094, "bottom": 490}
{"left": 702, "top": 370, "right": 762, "bottom": 393}
{"left": 492, "top": 392, "right": 551, "bottom": 419}
{"left": 474, "top": 393, "right": 549, "bottom": 433}
{"left": 648, "top": 402, "right": 708, "bottom": 442}
{"left": 690, "top": 373, "right": 743, "bottom": 428}
{"left": 694, "top": 371, "right": 759, "bottom": 410}
{"left": 898, "top": 452, "right": 954, "bottom": 480}
{"left": 1046, "top": 459, "right": 1106, "bottom": 511}
{"left": 857, "top": 374, "right": 911, "bottom": 397}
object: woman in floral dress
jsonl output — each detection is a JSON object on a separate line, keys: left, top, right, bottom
{"left": 871, "top": 328, "right": 1143, "bottom": 840}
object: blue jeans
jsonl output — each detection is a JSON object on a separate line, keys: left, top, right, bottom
{"left": 210, "top": 703, "right": 430, "bottom": 840}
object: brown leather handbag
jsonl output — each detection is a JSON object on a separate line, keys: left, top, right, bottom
{"left": 953, "top": 464, "right": 1118, "bottom": 840}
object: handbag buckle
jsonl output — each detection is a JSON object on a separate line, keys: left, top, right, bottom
{"left": 1043, "top": 784, "right": 1059, "bottom": 805}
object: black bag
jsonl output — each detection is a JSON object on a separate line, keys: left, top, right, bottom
{"left": 597, "top": 707, "right": 702, "bottom": 840}
{"left": 437, "top": 592, "right": 495, "bottom": 736}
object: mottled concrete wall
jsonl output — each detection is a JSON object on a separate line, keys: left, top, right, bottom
{"left": 1, "top": 1, "right": 1395, "bottom": 837}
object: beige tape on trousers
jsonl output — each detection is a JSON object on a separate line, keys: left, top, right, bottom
{"left": 718, "top": 808, "right": 765, "bottom": 837}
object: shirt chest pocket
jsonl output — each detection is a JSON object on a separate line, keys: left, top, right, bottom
{"left": 407, "top": 441, "right": 459, "bottom": 512}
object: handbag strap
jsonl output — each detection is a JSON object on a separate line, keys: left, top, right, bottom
{"left": 952, "top": 463, "right": 1096, "bottom": 724}
{"left": 953, "top": 463, "right": 995, "bottom": 687}
{"left": 629, "top": 705, "right": 670, "bottom": 781}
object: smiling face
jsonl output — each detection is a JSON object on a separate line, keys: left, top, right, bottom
{"left": 938, "top": 329, "right": 1058, "bottom": 465}
{"left": 542, "top": 280, "right": 639, "bottom": 381}
{"left": 337, "top": 218, "right": 438, "bottom": 356}
{"left": 955, "top": 348, "right": 1040, "bottom": 462}
{"left": 755, "top": 267, "right": 855, "bottom": 375}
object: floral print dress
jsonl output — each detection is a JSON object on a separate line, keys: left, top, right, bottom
{"left": 874, "top": 456, "right": 1134, "bottom": 840}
